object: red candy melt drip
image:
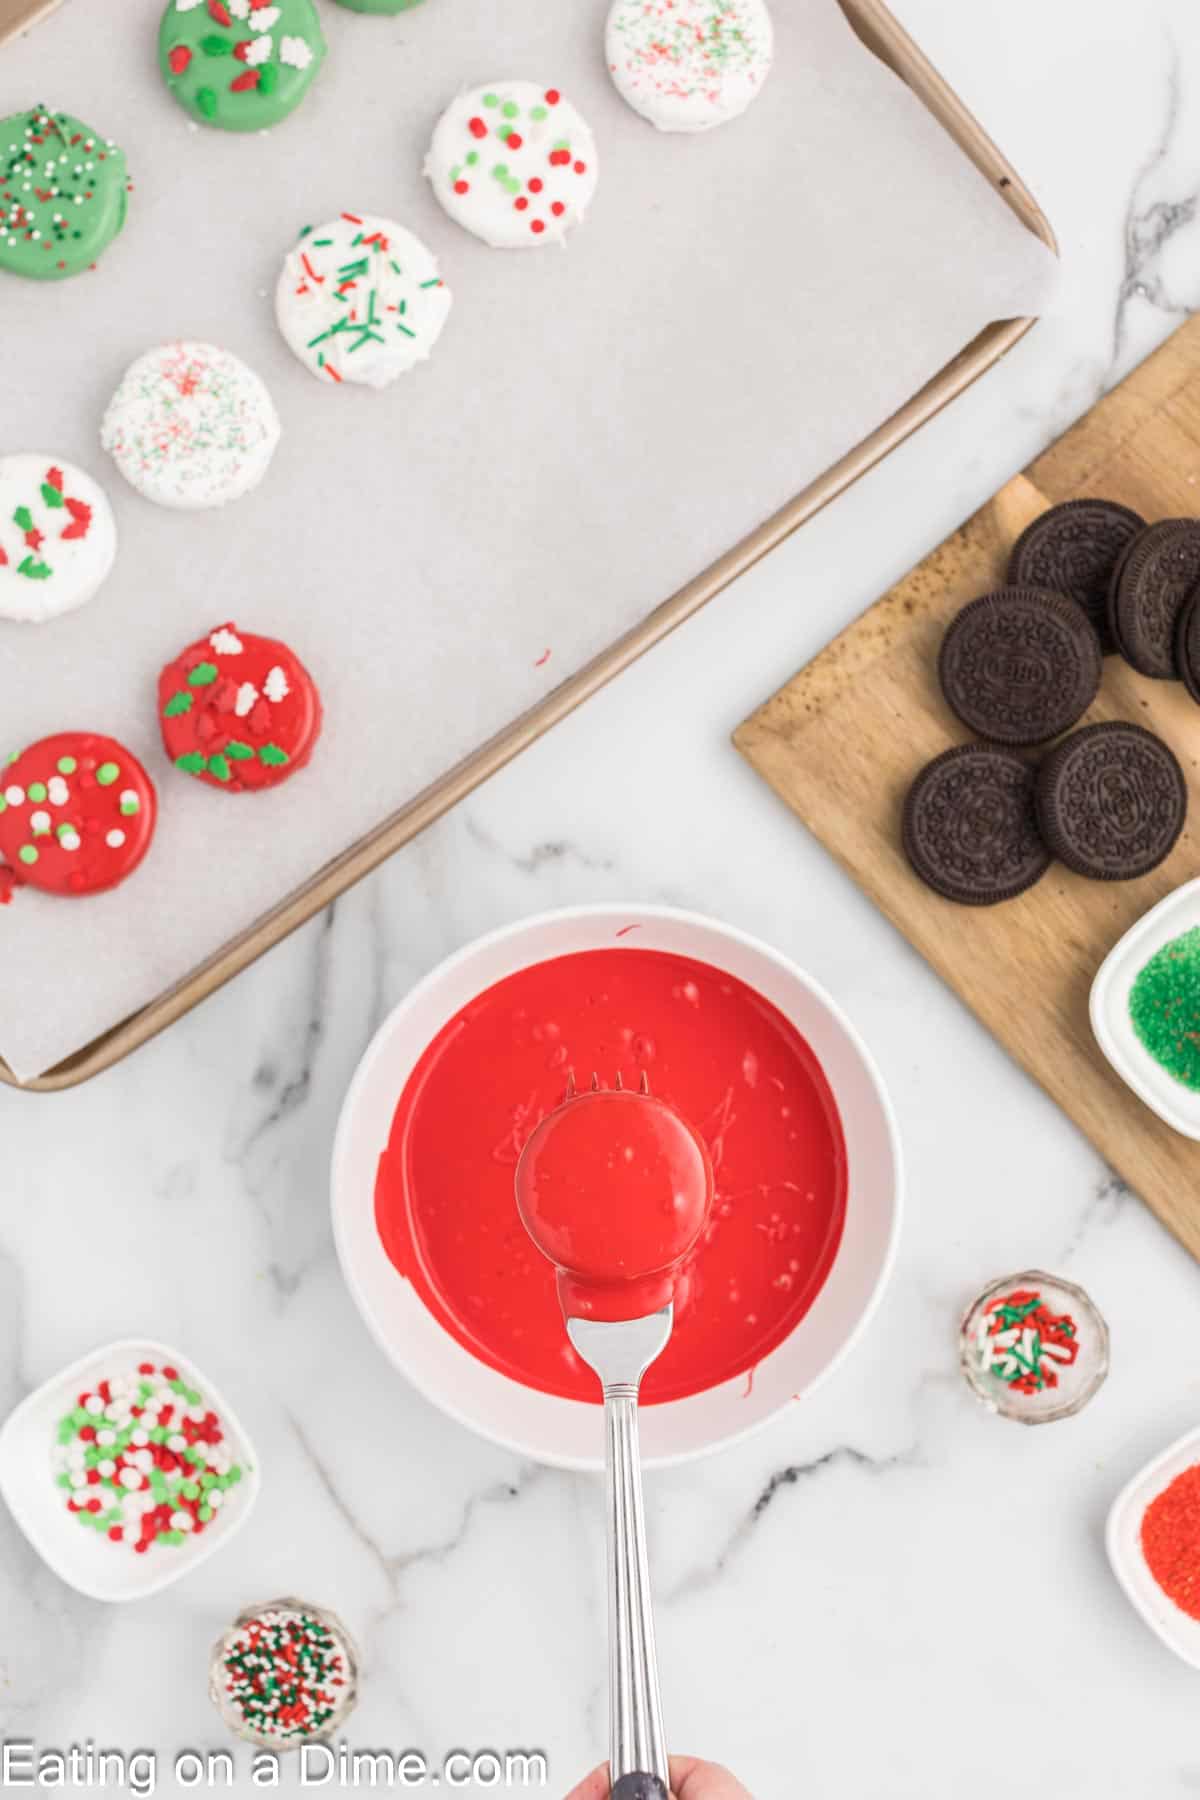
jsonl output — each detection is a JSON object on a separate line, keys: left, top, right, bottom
{"left": 375, "top": 949, "right": 847, "bottom": 1405}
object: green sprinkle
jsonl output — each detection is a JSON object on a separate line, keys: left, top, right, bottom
{"left": 200, "top": 32, "right": 232, "bottom": 54}
{"left": 196, "top": 87, "right": 218, "bottom": 120}
{"left": 13, "top": 506, "right": 32, "bottom": 532}
{"left": 492, "top": 161, "right": 509, "bottom": 179}
{"left": 120, "top": 794, "right": 139, "bottom": 816}
{"left": 208, "top": 753, "right": 232, "bottom": 783}
{"left": 26, "top": 782, "right": 46, "bottom": 802}
{"left": 531, "top": 104, "right": 548, "bottom": 121}
{"left": 95, "top": 762, "right": 119, "bottom": 786}
{"left": 18, "top": 555, "right": 51, "bottom": 580}
{"left": 176, "top": 752, "right": 207, "bottom": 775}
{"left": 0, "top": 797, "right": 5, "bottom": 814}
{"left": 259, "top": 744, "right": 290, "bottom": 767}
{"left": 57, "top": 756, "right": 76, "bottom": 774}
{"left": 483, "top": 92, "right": 499, "bottom": 107}
{"left": 188, "top": 662, "right": 218, "bottom": 687}
{"left": 40, "top": 482, "right": 64, "bottom": 509}
{"left": 502, "top": 100, "right": 519, "bottom": 118}
{"left": 163, "top": 691, "right": 193, "bottom": 717}
{"left": 17, "top": 845, "right": 37, "bottom": 865}
{"left": 258, "top": 61, "right": 278, "bottom": 95}
{"left": 225, "top": 741, "right": 254, "bottom": 761}
{"left": 466, "top": 150, "right": 479, "bottom": 166}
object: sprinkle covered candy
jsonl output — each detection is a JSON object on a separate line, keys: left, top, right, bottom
{"left": 0, "top": 732, "right": 156, "bottom": 897}
{"left": 211, "top": 1600, "right": 359, "bottom": 1747}
{"left": 52, "top": 1359, "right": 246, "bottom": 1553}
{"left": 276, "top": 214, "right": 452, "bottom": 388}
{"left": 425, "top": 82, "right": 599, "bottom": 249}
{"left": 974, "top": 1287, "right": 1079, "bottom": 1395}
{"left": 158, "top": 0, "right": 327, "bottom": 132}
{"left": 0, "top": 455, "right": 117, "bottom": 624}
{"left": 0, "top": 106, "right": 128, "bottom": 280}
{"left": 159, "top": 623, "right": 322, "bottom": 791}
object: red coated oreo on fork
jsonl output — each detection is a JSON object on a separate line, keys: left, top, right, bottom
{"left": 1007, "top": 498, "right": 1145, "bottom": 654}
{"left": 938, "top": 587, "right": 1102, "bottom": 745}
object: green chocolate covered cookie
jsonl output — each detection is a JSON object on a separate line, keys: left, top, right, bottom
{"left": 332, "top": 0, "right": 426, "bottom": 11}
{"left": 158, "top": 0, "right": 327, "bottom": 132}
{"left": 0, "top": 106, "right": 128, "bottom": 281}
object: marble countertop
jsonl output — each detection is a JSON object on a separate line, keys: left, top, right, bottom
{"left": 5, "top": 2, "right": 1200, "bottom": 1794}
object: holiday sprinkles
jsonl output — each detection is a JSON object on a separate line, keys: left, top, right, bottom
{"left": 159, "top": 622, "right": 323, "bottom": 791}
{"left": 52, "top": 1358, "right": 247, "bottom": 1554}
{"left": 973, "top": 1287, "right": 1079, "bottom": 1394}
{"left": 960, "top": 1270, "right": 1108, "bottom": 1422}
{"left": 275, "top": 213, "right": 452, "bottom": 388}
{"left": 425, "top": 82, "right": 599, "bottom": 249}
{"left": 606, "top": 0, "right": 775, "bottom": 133}
{"left": 158, "top": 0, "right": 327, "bottom": 132}
{"left": 0, "top": 106, "right": 128, "bottom": 280}
{"left": 210, "top": 1600, "right": 359, "bottom": 1746}
{"left": 101, "top": 342, "right": 281, "bottom": 509}
{"left": 0, "top": 732, "right": 156, "bottom": 897}
{"left": 0, "top": 455, "right": 116, "bottom": 624}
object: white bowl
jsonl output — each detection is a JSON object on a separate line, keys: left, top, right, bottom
{"left": 1090, "top": 877, "right": 1200, "bottom": 1139}
{"left": 332, "top": 904, "right": 902, "bottom": 1470}
{"left": 1107, "top": 1424, "right": 1200, "bottom": 1667}
{"left": 0, "top": 1338, "right": 260, "bottom": 1602}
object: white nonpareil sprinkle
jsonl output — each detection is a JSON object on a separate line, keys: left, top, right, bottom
{"left": 29, "top": 810, "right": 50, "bottom": 833}
{"left": 244, "top": 34, "right": 273, "bottom": 66}
{"left": 47, "top": 776, "right": 69, "bottom": 805}
{"left": 208, "top": 1488, "right": 225, "bottom": 1509}
{"left": 234, "top": 682, "right": 259, "bottom": 717}
{"left": 209, "top": 628, "right": 244, "bottom": 655}
{"left": 279, "top": 34, "right": 313, "bottom": 68}
{"left": 229, "top": 0, "right": 250, "bottom": 13}
{"left": 119, "top": 1468, "right": 142, "bottom": 1491}
{"left": 105, "top": 829, "right": 126, "bottom": 849}
{"left": 84, "top": 1395, "right": 105, "bottom": 1415}
{"left": 59, "top": 830, "right": 80, "bottom": 852}
{"left": 4, "top": 785, "right": 24, "bottom": 806}
{"left": 263, "top": 664, "right": 290, "bottom": 702}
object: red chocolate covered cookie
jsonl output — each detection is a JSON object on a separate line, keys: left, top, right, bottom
{"left": 0, "top": 732, "right": 156, "bottom": 896}
{"left": 158, "top": 624, "right": 321, "bottom": 793}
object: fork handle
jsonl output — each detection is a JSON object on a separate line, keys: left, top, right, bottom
{"left": 604, "top": 1384, "right": 669, "bottom": 1793}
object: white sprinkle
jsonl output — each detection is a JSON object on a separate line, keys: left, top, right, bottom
{"left": 249, "top": 3, "right": 280, "bottom": 27}
{"left": 68, "top": 1471, "right": 87, "bottom": 1489}
{"left": 167, "top": 1433, "right": 187, "bottom": 1453}
{"left": 4, "top": 785, "right": 24, "bottom": 806}
{"left": 133, "top": 1449, "right": 154, "bottom": 1473}
{"left": 84, "top": 1395, "right": 105, "bottom": 1415}
{"left": 59, "top": 829, "right": 80, "bottom": 852}
{"left": 130, "top": 1429, "right": 149, "bottom": 1448}
{"left": 105, "top": 829, "right": 126, "bottom": 849}
{"left": 208, "top": 1488, "right": 225, "bottom": 1509}
{"left": 47, "top": 776, "right": 69, "bottom": 805}
{"left": 263, "top": 664, "right": 290, "bottom": 702}
{"left": 97, "top": 1459, "right": 116, "bottom": 1478}
{"left": 175, "top": 0, "right": 204, "bottom": 9}
{"left": 229, "top": 0, "right": 250, "bottom": 13}
{"left": 209, "top": 627, "right": 244, "bottom": 655}
{"left": 29, "top": 810, "right": 50, "bottom": 833}
{"left": 120, "top": 1468, "right": 142, "bottom": 1490}
{"left": 244, "top": 32, "right": 273, "bottom": 65}
{"left": 279, "top": 33, "right": 312, "bottom": 68}
{"left": 95, "top": 1429, "right": 116, "bottom": 1447}
{"left": 234, "top": 682, "right": 259, "bottom": 717}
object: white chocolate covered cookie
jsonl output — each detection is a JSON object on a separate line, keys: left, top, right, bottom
{"left": 101, "top": 342, "right": 281, "bottom": 510}
{"left": 606, "top": 0, "right": 773, "bottom": 132}
{"left": 275, "top": 213, "right": 452, "bottom": 388}
{"left": 0, "top": 455, "right": 116, "bottom": 624}
{"left": 425, "top": 82, "right": 598, "bottom": 249}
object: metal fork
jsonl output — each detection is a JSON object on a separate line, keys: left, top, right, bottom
{"left": 568, "top": 1304, "right": 673, "bottom": 1800}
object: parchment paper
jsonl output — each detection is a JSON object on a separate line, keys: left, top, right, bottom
{"left": 0, "top": 0, "right": 1054, "bottom": 1079}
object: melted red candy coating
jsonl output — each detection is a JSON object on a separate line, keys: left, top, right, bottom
{"left": 0, "top": 732, "right": 156, "bottom": 897}
{"left": 375, "top": 949, "right": 847, "bottom": 1405}
{"left": 516, "top": 1088, "right": 713, "bottom": 1322}
{"left": 158, "top": 622, "right": 321, "bottom": 793}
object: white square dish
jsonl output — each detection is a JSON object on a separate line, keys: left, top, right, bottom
{"left": 0, "top": 1338, "right": 259, "bottom": 1603}
{"left": 1089, "top": 877, "right": 1200, "bottom": 1139}
{"left": 1107, "top": 1424, "right": 1200, "bottom": 1668}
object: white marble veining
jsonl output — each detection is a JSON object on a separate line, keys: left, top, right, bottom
{"left": 5, "top": 1, "right": 1200, "bottom": 1794}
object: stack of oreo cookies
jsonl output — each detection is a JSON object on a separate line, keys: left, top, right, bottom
{"left": 904, "top": 500, "right": 1192, "bottom": 905}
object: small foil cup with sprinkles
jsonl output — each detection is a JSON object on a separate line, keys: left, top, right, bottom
{"left": 209, "top": 1597, "right": 359, "bottom": 1749}
{"left": 959, "top": 1270, "right": 1109, "bottom": 1424}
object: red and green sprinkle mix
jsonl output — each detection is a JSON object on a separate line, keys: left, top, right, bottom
{"left": 218, "top": 1606, "right": 353, "bottom": 1744}
{"left": 973, "top": 1288, "right": 1079, "bottom": 1394}
{"left": 52, "top": 1359, "right": 245, "bottom": 1553}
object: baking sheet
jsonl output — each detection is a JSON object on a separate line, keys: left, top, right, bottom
{"left": 0, "top": 0, "right": 1054, "bottom": 1080}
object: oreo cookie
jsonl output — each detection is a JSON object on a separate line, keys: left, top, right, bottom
{"left": 1035, "top": 721, "right": 1186, "bottom": 880}
{"left": 1108, "top": 519, "right": 1200, "bottom": 678}
{"left": 1176, "top": 585, "right": 1200, "bottom": 706}
{"left": 903, "top": 744, "right": 1050, "bottom": 905}
{"left": 1008, "top": 498, "right": 1144, "bottom": 654}
{"left": 938, "top": 587, "right": 1102, "bottom": 746}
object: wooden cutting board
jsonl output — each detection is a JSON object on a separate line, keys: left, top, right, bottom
{"left": 735, "top": 313, "right": 1200, "bottom": 1261}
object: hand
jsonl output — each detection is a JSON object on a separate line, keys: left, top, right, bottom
{"left": 565, "top": 1757, "right": 754, "bottom": 1799}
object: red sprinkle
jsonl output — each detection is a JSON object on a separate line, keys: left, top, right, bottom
{"left": 168, "top": 43, "right": 193, "bottom": 73}
{"left": 208, "top": 0, "right": 232, "bottom": 20}
{"left": 468, "top": 117, "right": 487, "bottom": 139}
{"left": 514, "top": 196, "right": 528, "bottom": 210}
{"left": 230, "top": 68, "right": 261, "bottom": 91}
{"left": 545, "top": 88, "right": 560, "bottom": 104}
{"left": 507, "top": 132, "right": 523, "bottom": 150}
{"left": 528, "top": 177, "right": 543, "bottom": 193}
{"left": 454, "top": 180, "right": 469, "bottom": 195}
{"left": 341, "top": 212, "right": 363, "bottom": 224}
{"left": 531, "top": 219, "right": 545, "bottom": 235}
{"left": 574, "top": 161, "right": 587, "bottom": 174}
{"left": 551, "top": 202, "right": 565, "bottom": 216}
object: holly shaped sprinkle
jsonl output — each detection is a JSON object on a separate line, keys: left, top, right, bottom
{"left": 2, "top": 466, "right": 92, "bottom": 581}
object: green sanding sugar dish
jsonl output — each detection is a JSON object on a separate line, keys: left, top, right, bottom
{"left": 159, "top": 0, "right": 327, "bottom": 133}
{"left": 1129, "top": 925, "right": 1200, "bottom": 1092}
{"left": 0, "top": 106, "right": 128, "bottom": 280}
